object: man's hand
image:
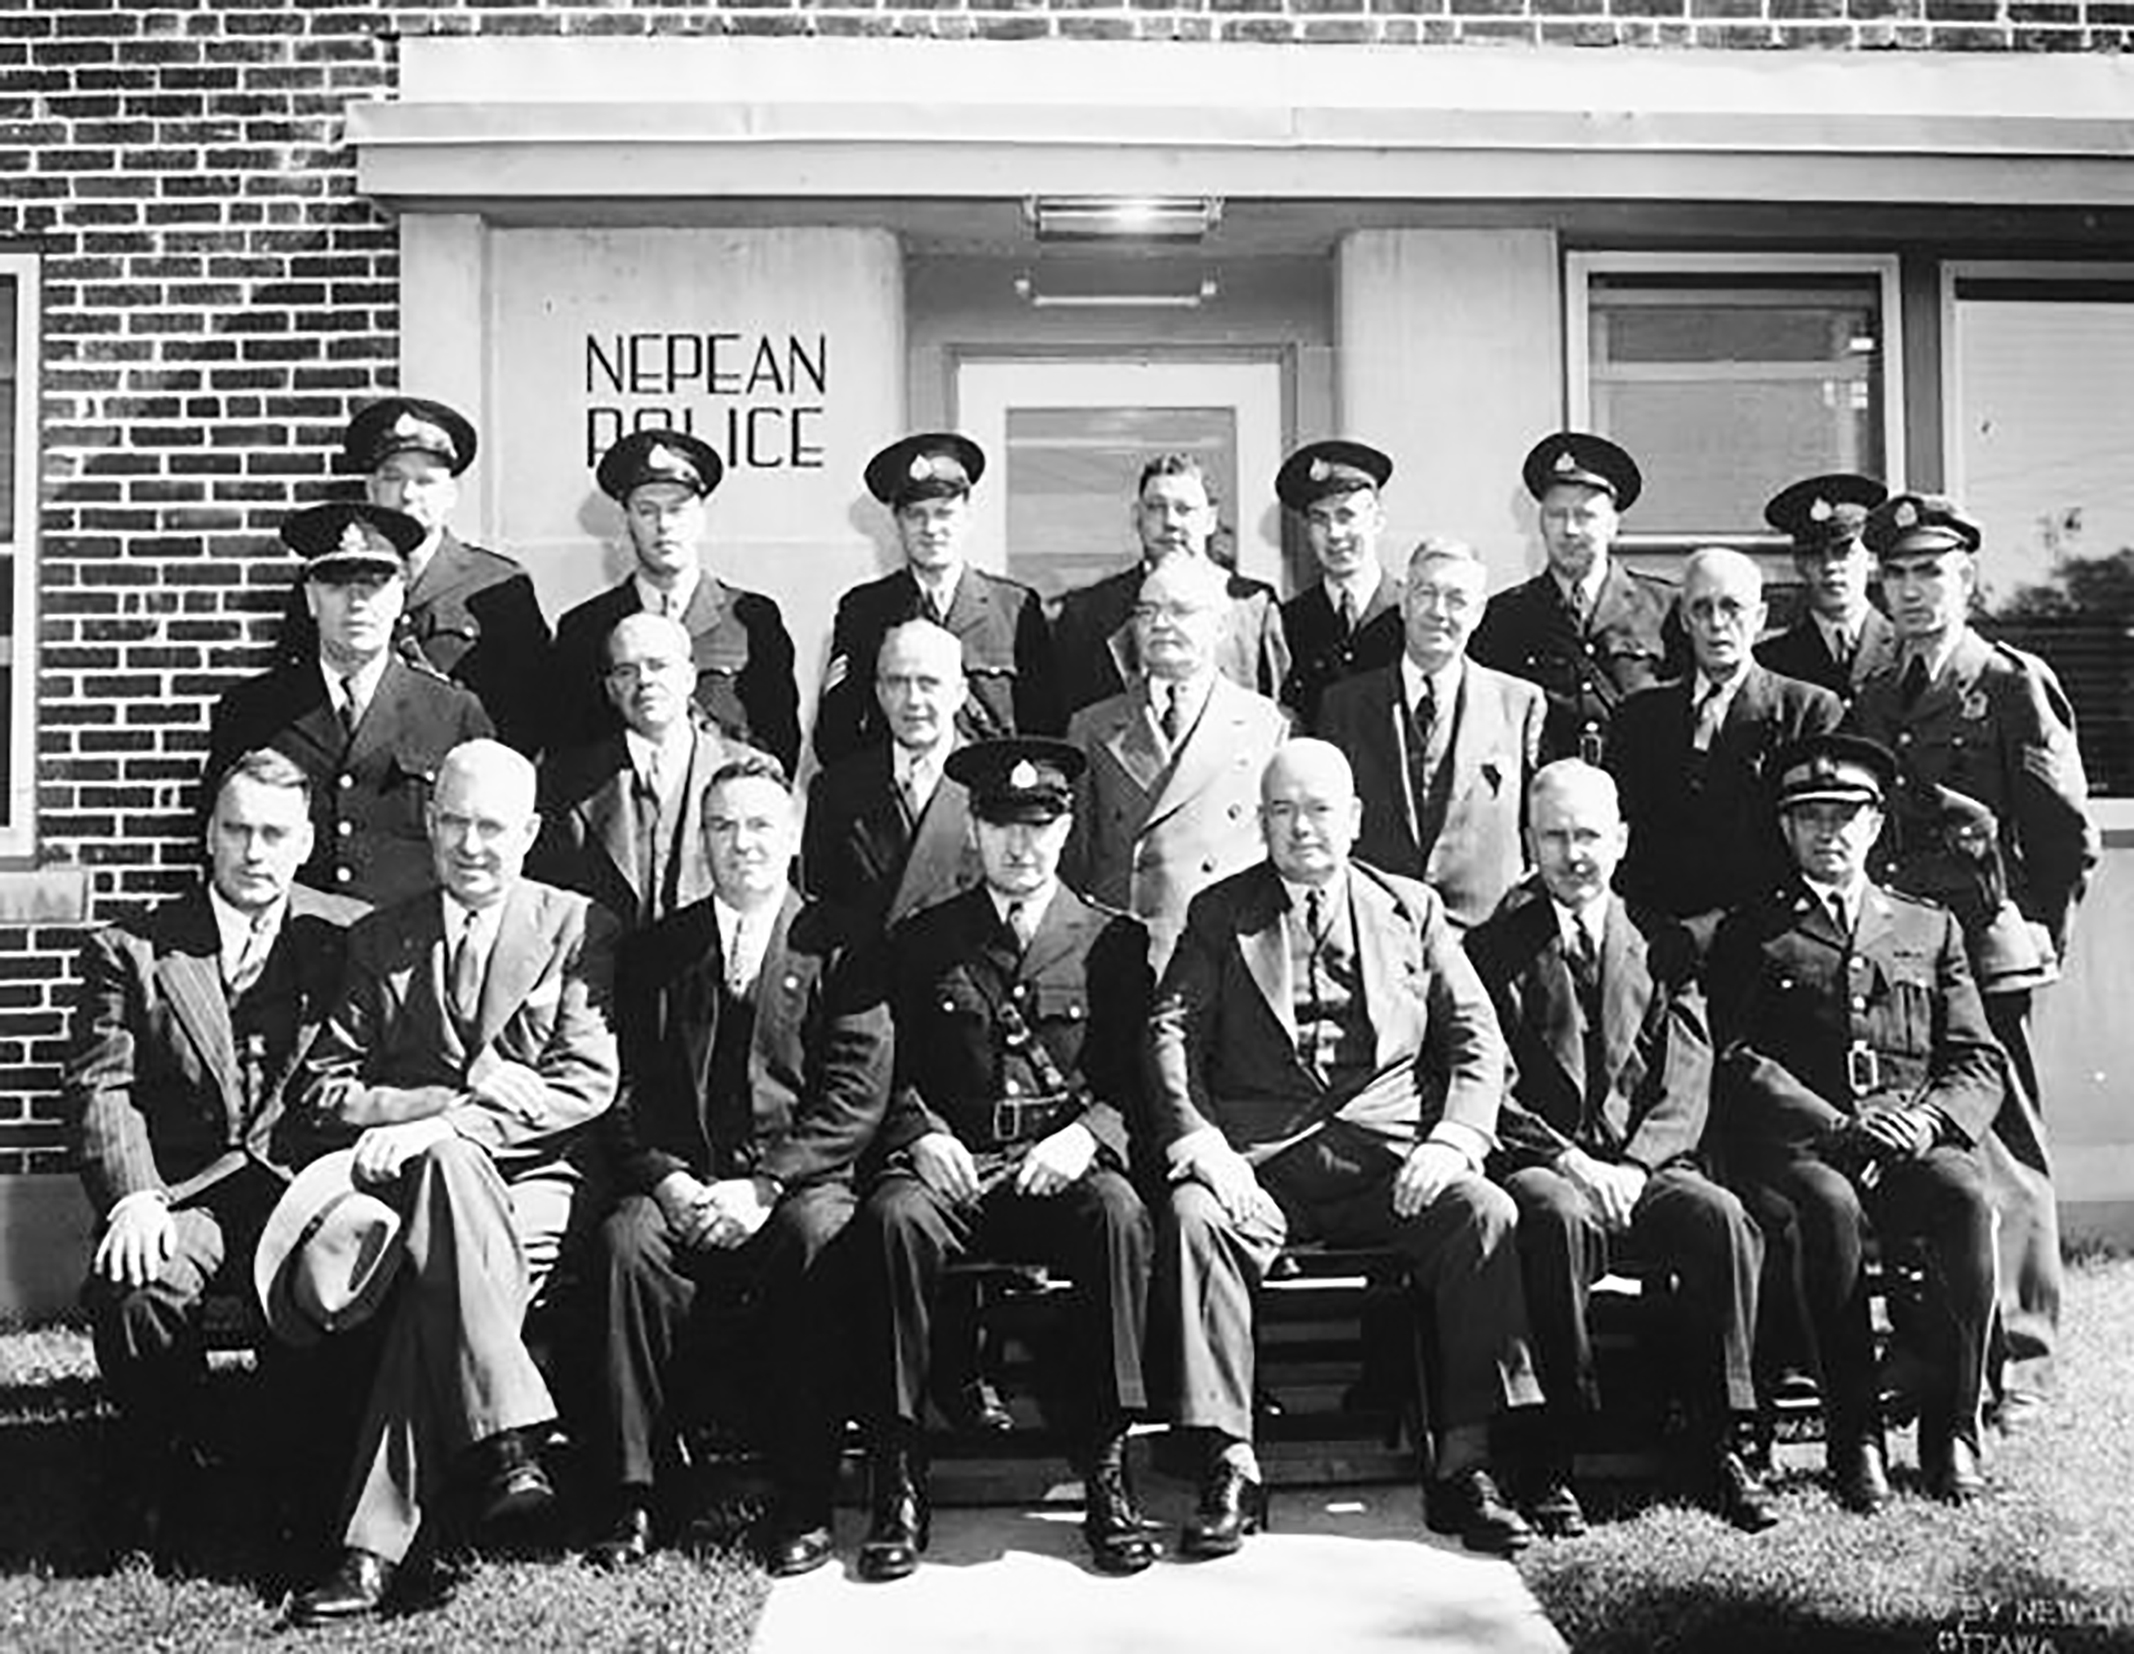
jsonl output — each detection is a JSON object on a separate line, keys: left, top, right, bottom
{"left": 909, "top": 1131, "right": 981, "bottom": 1206}
{"left": 698, "top": 1176, "right": 778, "bottom": 1248}
{"left": 465, "top": 1051, "right": 548, "bottom": 1125}
{"left": 652, "top": 1169, "right": 721, "bottom": 1250}
{"left": 1560, "top": 1147, "right": 1647, "bottom": 1234}
{"left": 1856, "top": 1105, "right": 1936, "bottom": 1162}
{"left": 351, "top": 1116, "right": 461, "bottom": 1187}
{"left": 1014, "top": 1121, "right": 1097, "bottom": 1199}
{"left": 93, "top": 1195, "right": 175, "bottom": 1290}
{"left": 1392, "top": 1141, "right": 1470, "bottom": 1218}
{"left": 1178, "top": 1142, "right": 1282, "bottom": 1229}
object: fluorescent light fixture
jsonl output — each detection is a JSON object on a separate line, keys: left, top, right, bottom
{"left": 1024, "top": 196, "right": 1224, "bottom": 243}
{"left": 1013, "top": 271, "right": 1221, "bottom": 310}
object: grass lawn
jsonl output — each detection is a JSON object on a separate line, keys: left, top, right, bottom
{"left": 2, "top": 1257, "right": 2132, "bottom": 1651}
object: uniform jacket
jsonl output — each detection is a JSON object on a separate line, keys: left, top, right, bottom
{"left": 1317, "top": 657, "right": 1543, "bottom": 928}
{"left": 880, "top": 882, "right": 1153, "bottom": 1171}
{"left": 1754, "top": 606, "right": 1898, "bottom": 707}
{"left": 1278, "top": 579, "right": 1405, "bottom": 731}
{"left": 1705, "top": 878, "right": 2004, "bottom": 1170}
{"left": 1468, "top": 560, "right": 1684, "bottom": 763}
{"left": 1063, "top": 674, "right": 1290, "bottom": 971}
{"left": 811, "top": 565, "right": 1060, "bottom": 766}
{"left": 298, "top": 879, "right": 620, "bottom": 1177}
{"left": 1846, "top": 626, "right": 2097, "bottom": 956}
{"left": 1051, "top": 562, "right": 1292, "bottom": 716}
{"left": 607, "top": 888, "right": 891, "bottom": 1197}
{"left": 800, "top": 741, "right": 982, "bottom": 935}
{"left": 1147, "top": 859, "right": 1507, "bottom": 1158}
{"left": 66, "top": 885, "right": 364, "bottom": 1217}
{"left": 1606, "top": 664, "right": 1844, "bottom": 923}
{"left": 207, "top": 655, "right": 493, "bottom": 909}
{"left": 551, "top": 575, "right": 800, "bottom": 775}
{"left": 1463, "top": 882, "right": 1710, "bottom": 1175}
{"left": 528, "top": 723, "right": 745, "bottom": 931}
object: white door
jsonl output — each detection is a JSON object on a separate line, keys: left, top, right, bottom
{"left": 956, "top": 358, "right": 1286, "bottom": 601}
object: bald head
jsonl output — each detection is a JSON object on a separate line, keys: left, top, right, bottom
{"left": 1682, "top": 545, "right": 1767, "bottom": 683}
{"left": 1259, "top": 738, "right": 1362, "bottom": 887}
{"left": 876, "top": 616, "right": 968, "bottom": 753}
{"left": 429, "top": 738, "right": 541, "bottom": 909}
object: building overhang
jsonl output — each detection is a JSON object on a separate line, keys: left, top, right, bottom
{"left": 350, "top": 38, "right": 2134, "bottom": 214}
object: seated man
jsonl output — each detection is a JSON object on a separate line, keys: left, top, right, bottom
{"left": 280, "top": 738, "right": 621, "bottom": 1623}
{"left": 1707, "top": 733, "right": 2003, "bottom": 1512}
{"left": 1464, "top": 760, "right": 1773, "bottom": 1537}
{"left": 851, "top": 738, "right": 1158, "bottom": 1582}
{"left": 65, "top": 750, "right": 363, "bottom": 1555}
{"left": 588, "top": 753, "right": 890, "bottom": 1578}
{"left": 1150, "top": 738, "right": 1542, "bottom": 1560}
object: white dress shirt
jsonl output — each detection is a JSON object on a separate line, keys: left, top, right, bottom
{"left": 634, "top": 565, "right": 701, "bottom": 622}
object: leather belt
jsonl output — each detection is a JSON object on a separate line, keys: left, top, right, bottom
{"left": 986, "top": 1093, "right": 1080, "bottom": 1148}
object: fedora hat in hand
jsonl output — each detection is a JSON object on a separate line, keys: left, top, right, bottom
{"left": 253, "top": 1149, "right": 406, "bottom": 1347}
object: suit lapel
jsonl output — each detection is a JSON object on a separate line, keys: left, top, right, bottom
{"left": 1363, "top": 670, "right": 1423, "bottom": 853}
{"left": 893, "top": 773, "right": 977, "bottom": 927}
{"left": 1147, "top": 677, "right": 1239, "bottom": 827}
{"left": 581, "top": 758, "right": 645, "bottom": 910}
{"left": 671, "top": 728, "right": 716, "bottom": 912}
{"left": 1349, "top": 872, "right": 1425, "bottom": 1072}
{"left": 473, "top": 883, "right": 550, "bottom": 1051}
{"left": 1443, "top": 662, "right": 1502, "bottom": 806}
{"left": 749, "top": 892, "right": 808, "bottom": 1132}
{"left": 1597, "top": 899, "right": 1649, "bottom": 1131}
{"left": 345, "top": 656, "right": 419, "bottom": 766}
{"left": 156, "top": 892, "right": 243, "bottom": 1125}
{"left": 1020, "top": 884, "right": 1091, "bottom": 983}
{"left": 1237, "top": 873, "right": 1298, "bottom": 1048}
{"left": 1852, "top": 883, "right": 1898, "bottom": 958}
{"left": 1099, "top": 699, "right": 1166, "bottom": 798}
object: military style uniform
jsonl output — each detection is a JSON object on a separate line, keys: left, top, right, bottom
{"left": 1755, "top": 473, "right": 1898, "bottom": 709}
{"left": 1278, "top": 586, "right": 1402, "bottom": 732}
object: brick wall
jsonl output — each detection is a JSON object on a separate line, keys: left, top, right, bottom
{"left": 0, "top": 0, "right": 2126, "bottom": 1174}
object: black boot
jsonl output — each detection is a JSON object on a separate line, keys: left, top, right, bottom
{"left": 1080, "top": 1428, "right": 1157, "bottom": 1575}
{"left": 857, "top": 1430, "right": 929, "bottom": 1583}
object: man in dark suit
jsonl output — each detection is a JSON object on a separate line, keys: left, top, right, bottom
{"left": 530, "top": 612, "right": 753, "bottom": 932}
{"left": 1847, "top": 493, "right": 2098, "bottom": 1426}
{"left": 805, "top": 616, "right": 984, "bottom": 934}
{"left": 1754, "top": 473, "right": 1898, "bottom": 706}
{"left": 587, "top": 752, "right": 890, "bottom": 1577}
{"left": 1319, "top": 538, "right": 1543, "bottom": 929}
{"left": 1273, "top": 440, "right": 1405, "bottom": 729}
{"left": 1607, "top": 547, "right": 1843, "bottom": 934}
{"left": 551, "top": 429, "right": 800, "bottom": 772}
{"left": 1469, "top": 431, "right": 1682, "bottom": 764}
{"left": 66, "top": 750, "right": 362, "bottom": 1553}
{"left": 1708, "top": 734, "right": 2003, "bottom": 1511}
{"left": 1050, "top": 453, "right": 1290, "bottom": 717}
{"left": 1063, "top": 555, "right": 1291, "bottom": 973}
{"left": 282, "top": 739, "right": 620, "bottom": 1624}
{"left": 812, "top": 433, "right": 1059, "bottom": 767}
{"left": 274, "top": 397, "right": 552, "bottom": 754}
{"left": 1149, "top": 738, "right": 1541, "bottom": 1560}
{"left": 850, "top": 738, "right": 1159, "bottom": 1582}
{"left": 209, "top": 501, "right": 494, "bottom": 909}
{"left": 1465, "top": 760, "right": 1772, "bottom": 1538}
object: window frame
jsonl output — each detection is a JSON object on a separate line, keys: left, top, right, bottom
{"left": 0, "top": 252, "right": 38, "bottom": 861}
{"left": 1564, "top": 250, "right": 1908, "bottom": 552}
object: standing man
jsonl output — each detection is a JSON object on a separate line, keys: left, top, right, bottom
{"left": 812, "top": 433, "right": 1059, "bottom": 767}
{"left": 1470, "top": 431, "right": 1680, "bottom": 765}
{"left": 1608, "top": 548, "right": 1843, "bottom": 935}
{"left": 1063, "top": 555, "right": 1290, "bottom": 972}
{"left": 552, "top": 429, "right": 800, "bottom": 772}
{"left": 851, "top": 738, "right": 1159, "bottom": 1582}
{"left": 1465, "top": 761, "right": 1773, "bottom": 1538}
{"left": 1274, "top": 440, "right": 1405, "bottom": 730}
{"left": 66, "top": 751, "right": 362, "bottom": 1554}
{"left": 1707, "top": 734, "right": 2003, "bottom": 1510}
{"left": 804, "top": 617, "right": 984, "bottom": 935}
{"left": 1756, "top": 474, "right": 1898, "bottom": 705}
{"left": 530, "top": 613, "right": 753, "bottom": 933}
{"left": 282, "top": 739, "right": 620, "bottom": 1624}
{"left": 1318, "top": 538, "right": 1543, "bottom": 929}
{"left": 1150, "top": 739, "right": 1540, "bottom": 1560}
{"left": 209, "top": 501, "right": 493, "bottom": 909}
{"left": 588, "top": 753, "right": 891, "bottom": 1577}
{"left": 1051, "top": 454, "right": 1290, "bottom": 717}
{"left": 277, "top": 396, "right": 552, "bottom": 755}
{"left": 1847, "top": 493, "right": 2097, "bottom": 1426}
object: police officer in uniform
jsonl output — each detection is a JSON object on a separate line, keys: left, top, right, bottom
{"left": 1755, "top": 474, "right": 1898, "bottom": 706}
{"left": 1274, "top": 440, "right": 1405, "bottom": 730}
{"left": 812, "top": 434, "right": 1059, "bottom": 767}
{"left": 208, "top": 501, "right": 493, "bottom": 908}
{"left": 1845, "top": 493, "right": 2097, "bottom": 1425}
{"left": 277, "top": 397, "right": 553, "bottom": 755}
{"left": 849, "top": 737, "right": 1158, "bottom": 1582}
{"left": 552, "top": 430, "right": 801, "bottom": 773}
{"left": 1469, "top": 432, "right": 1681, "bottom": 765}
{"left": 1707, "top": 734, "right": 2003, "bottom": 1510}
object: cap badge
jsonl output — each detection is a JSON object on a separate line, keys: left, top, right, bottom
{"left": 1309, "top": 457, "right": 1331, "bottom": 483}
{"left": 908, "top": 454, "right": 932, "bottom": 483}
{"left": 389, "top": 412, "right": 454, "bottom": 460}
{"left": 1809, "top": 497, "right": 1833, "bottom": 522}
{"left": 1893, "top": 500, "right": 1919, "bottom": 529}
{"left": 337, "top": 522, "right": 374, "bottom": 558}
{"left": 1008, "top": 760, "right": 1038, "bottom": 790}
{"left": 1552, "top": 449, "right": 1578, "bottom": 474}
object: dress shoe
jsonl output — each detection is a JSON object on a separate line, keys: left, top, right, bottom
{"left": 288, "top": 1547, "right": 395, "bottom": 1626}
{"left": 1424, "top": 1467, "right": 1532, "bottom": 1556}
{"left": 1710, "top": 1449, "right": 1780, "bottom": 1533}
{"left": 1180, "top": 1460, "right": 1269, "bottom": 1559}
{"left": 588, "top": 1501, "right": 654, "bottom": 1570}
{"left": 1081, "top": 1439, "right": 1158, "bottom": 1576}
{"left": 476, "top": 1428, "right": 556, "bottom": 1526}
{"left": 1522, "top": 1473, "right": 1588, "bottom": 1540}
{"left": 1921, "top": 1430, "right": 1986, "bottom": 1505}
{"left": 857, "top": 1440, "right": 930, "bottom": 1584}
{"left": 1828, "top": 1435, "right": 1891, "bottom": 1515}
{"left": 756, "top": 1519, "right": 835, "bottom": 1578}
{"left": 937, "top": 1376, "right": 1015, "bottom": 1435}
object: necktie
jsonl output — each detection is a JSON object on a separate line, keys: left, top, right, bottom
{"left": 726, "top": 911, "right": 762, "bottom": 996}
{"left": 1305, "top": 887, "right": 1327, "bottom": 950}
{"left": 1692, "top": 683, "right": 1724, "bottom": 752}
{"left": 1407, "top": 684, "right": 1437, "bottom": 827}
{"left": 634, "top": 766, "right": 664, "bottom": 924}
{"left": 337, "top": 675, "right": 362, "bottom": 737}
{"left": 1900, "top": 654, "right": 1931, "bottom": 708}
{"left": 225, "top": 911, "right": 273, "bottom": 998}
{"left": 1568, "top": 917, "right": 1599, "bottom": 995}
{"left": 1160, "top": 682, "right": 1185, "bottom": 746}
{"left": 1005, "top": 900, "right": 1031, "bottom": 952}
{"left": 1336, "top": 587, "right": 1357, "bottom": 638}
{"left": 1827, "top": 890, "right": 1852, "bottom": 942}
{"left": 450, "top": 910, "right": 484, "bottom": 1031}
{"left": 1830, "top": 625, "right": 1854, "bottom": 673}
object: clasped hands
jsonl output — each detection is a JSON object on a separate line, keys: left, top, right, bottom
{"left": 907, "top": 1121, "right": 1097, "bottom": 1205}
{"left": 1556, "top": 1146, "right": 1648, "bottom": 1234}
{"left": 1826, "top": 1102, "right": 1939, "bottom": 1175}
{"left": 654, "top": 1170, "right": 779, "bottom": 1251}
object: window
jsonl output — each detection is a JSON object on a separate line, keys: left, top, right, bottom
{"left": 1567, "top": 253, "right": 1905, "bottom": 547}
{"left": 0, "top": 254, "right": 36, "bottom": 857}
{"left": 1946, "top": 263, "right": 2134, "bottom": 802}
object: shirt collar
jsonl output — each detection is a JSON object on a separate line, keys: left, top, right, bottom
{"left": 910, "top": 564, "right": 963, "bottom": 615}
{"left": 1552, "top": 560, "right": 1609, "bottom": 613}
{"left": 1813, "top": 612, "right": 1859, "bottom": 656}
{"left": 1903, "top": 628, "right": 1963, "bottom": 683}
{"left": 634, "top": 565, "right": 701, "bottom": 620}
{"left": 1550, "top": 891, "right": 1610, "bottom": 952}
{"left": 1145, "top": 669, "right": 1214, "bottom": 720}
{"left": 1323, "top": 563, "right": 1384, "bottom": 614}
{"left": 208, "top": 885, "right": 285, "bottom": 962}
{"left": 623, "top": 725, "right": 691, "bottom": 787}
{"left": 1802, "top": 874, "right": 1868, "bottom": 921}
{"left": 893, "top": 733, "right": 954, "bottom": 787}
{"left": 1693, "top": 666, "right": 1747, "bottom": 711}
{"left": 1399, "top": 651, "right": 1463, "bottom": 709}
{"left": 441, "top": 891, "right": 502, "bottom": 952}
{"left": 1279, "top": 867, "right": 1348, "bottom": 918}
{"left": 320, "top": 650, "right": 388, "bottom": 711}
{"left": 988, "top": 880, "right": 1058, "bottom": 934}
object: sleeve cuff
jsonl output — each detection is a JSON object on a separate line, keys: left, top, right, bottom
{"left": 106, "top": 1189, "right": 169, "bottom": 1221}
{"left": 1425, "top": 1122, "right": 1490, "bottom": 1174}
{"left": 1167, "top": 1126, "right": 1228, "bottom": 1171}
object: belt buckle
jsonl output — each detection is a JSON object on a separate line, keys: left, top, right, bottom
{"left": 1846, "top": 1040, "right": 1881, "bottom": 1097}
